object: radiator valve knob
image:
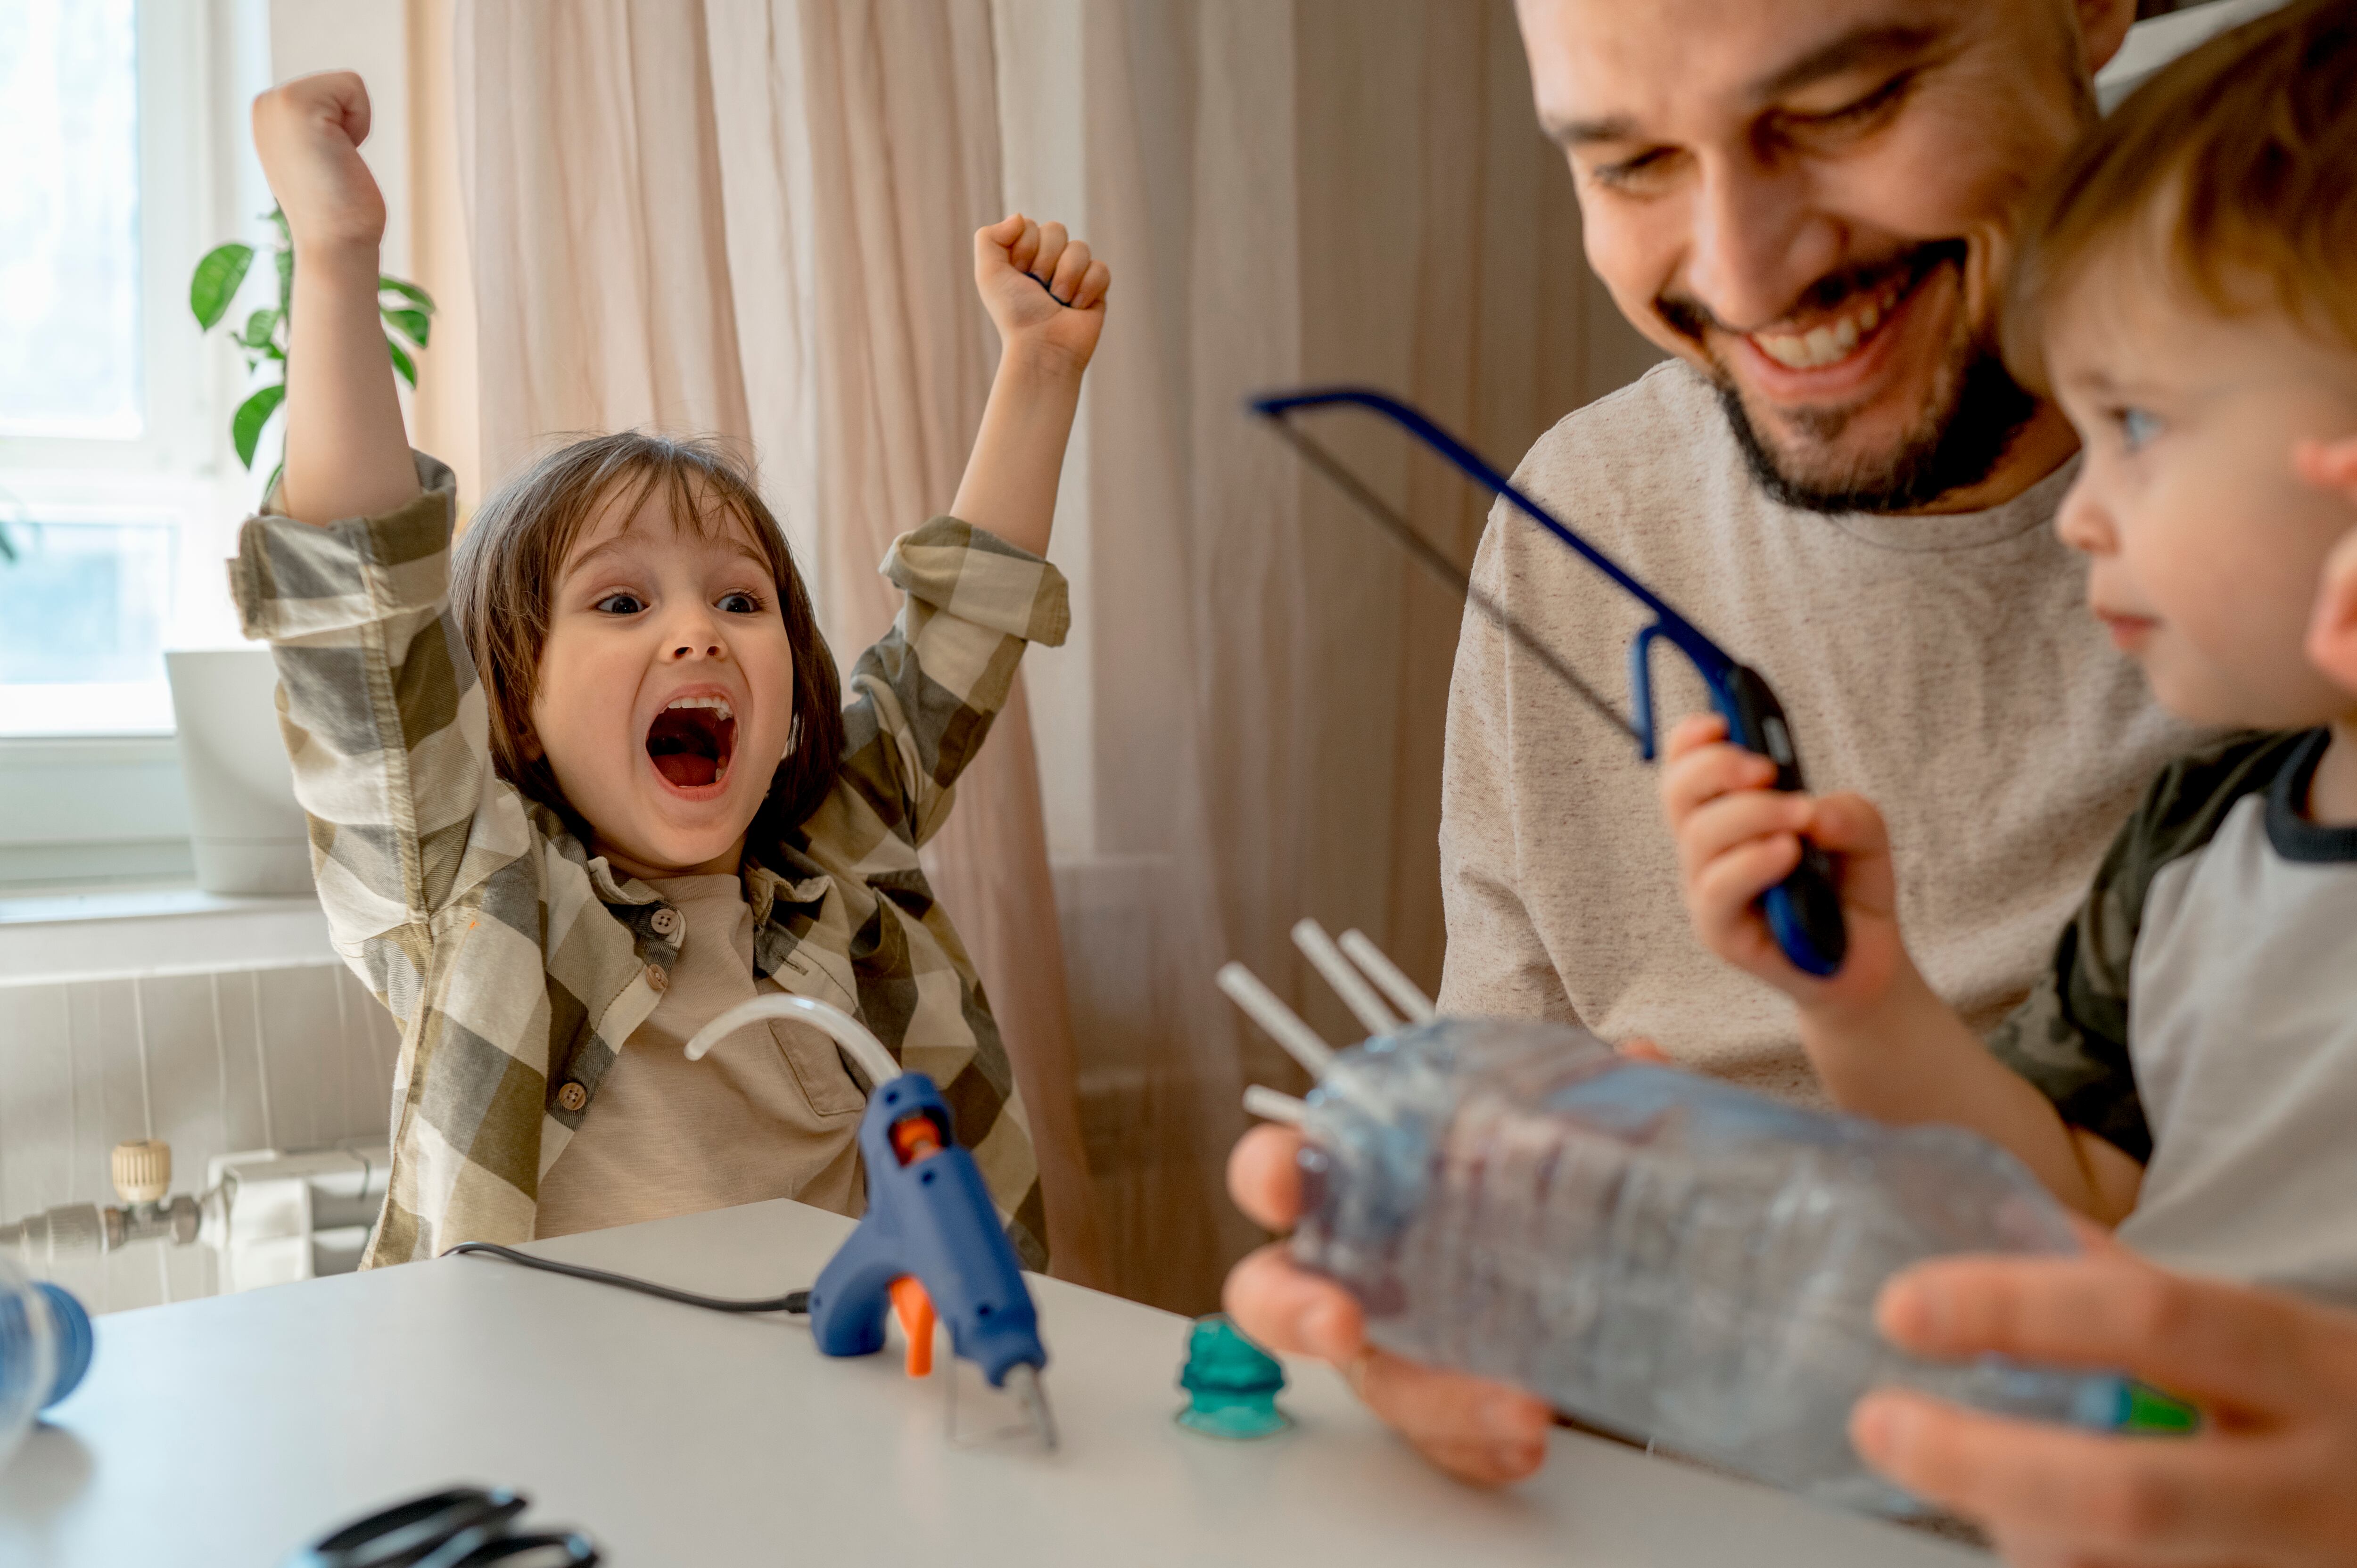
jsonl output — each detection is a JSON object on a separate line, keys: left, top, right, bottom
{"left": 111, "top": 1140, "right": 171, "bottom": 1206}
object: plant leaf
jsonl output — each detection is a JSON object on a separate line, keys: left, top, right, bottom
{"left": 276, "top": 246, "right": 293, "bottom": 314}
{"left": 233, "top": 382, "right": 286, "bottom": 470}
{"left": 380, "top": 307, "right": 430, "bottom": 347}
{"left": 379, "top": 277, "right": 437, "bottom": 313}
{"left": 0, "top": 523, "right": 16, "bottom": 564}
{"left": 190, "top": 243, "right": 255, "bottom": 329}
{"left": 387, "top": 337, "right": 417, "bottom": 389}
{"left": 239, "top": 307, "right": 280, "bottom": 350}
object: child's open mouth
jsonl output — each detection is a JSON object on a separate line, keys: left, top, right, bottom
{"left": 645, "top": 695, "right": 737, "bottom": 791}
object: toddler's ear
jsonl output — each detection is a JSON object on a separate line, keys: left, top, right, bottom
{"left": 2310, "top": 527, "right": 2357, "bottom": 694}
{"left": 2294, "top": 434, "right": 2357, "bottom": 502}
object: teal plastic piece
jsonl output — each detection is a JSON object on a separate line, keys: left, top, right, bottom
{"left": 1176, "top": 1314, "right": 1290, "bottom": 1439}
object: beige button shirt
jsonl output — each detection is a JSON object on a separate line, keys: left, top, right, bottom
{"left": 535, "top": 874, "right": 867, "bottom": 1237}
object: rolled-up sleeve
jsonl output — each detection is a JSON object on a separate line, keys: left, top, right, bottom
{"left": 228, "top": 454, "right": 526, "bottom": 942}
{"left": 836, "top": 517, "right": 1069, "bottom": 849}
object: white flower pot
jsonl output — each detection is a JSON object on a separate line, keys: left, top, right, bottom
{"left": 165, "top": 648, "right": 311, "bottom": 895}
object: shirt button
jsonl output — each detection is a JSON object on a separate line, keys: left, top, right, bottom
{"left": 645, "top": 963, "right": 670, "bottom": 993}
{"left": 556, "top": 1081, "right": 588, "bottom": 1113}
{"left": 650, "top": 906, "right": 682, "bottom": 939}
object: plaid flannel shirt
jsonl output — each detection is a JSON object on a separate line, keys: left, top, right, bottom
{"left": 230, "top": 454, "right": 1065, "bottom": 1269}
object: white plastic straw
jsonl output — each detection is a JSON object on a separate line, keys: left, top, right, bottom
{"left": 1216, "top": 962, "right": 1337, "bottom": 1078}
{"left": 1242, "top": 1085, "right": 1309, "bottom": 1125}
{"left": 683, "top": 993, "right": 901, "bottom": 1088}
{"left": 1339, "top": 929, "right": 1438, "bottom": 1022}
{"left": 1291, "top": 918, "right": 1400, "bottom": 1038}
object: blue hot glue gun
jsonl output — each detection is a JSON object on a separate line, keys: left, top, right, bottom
{"left": 682, "top": 995, "right": 1057, "bottom": 1447}
{"left": 1251, "top": 387, "right": 1847, "bottom": 978}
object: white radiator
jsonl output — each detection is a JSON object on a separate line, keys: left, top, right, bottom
{"left": 2, "top": 1138, "right": 391, "bottom": 1295}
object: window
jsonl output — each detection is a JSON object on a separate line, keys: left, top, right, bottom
{"left": 0, "top": 1, "right": 143, "bottom": 442}
{"left": 0, "top": 0, "right": 268, "bottom": 740}
{"left": 0, "top": 0, "right": 272, "bottom": 891}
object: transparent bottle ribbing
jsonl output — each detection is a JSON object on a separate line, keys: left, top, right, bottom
{"left": 1291, "top": 1018, "right": 2152, "bottom": 1517}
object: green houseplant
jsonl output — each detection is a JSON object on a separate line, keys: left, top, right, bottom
{"left": 188, "top": 206, "right": 434, "bottom": 480}
{"left": 173, "top": 211, "right": 437, "bottom": 895}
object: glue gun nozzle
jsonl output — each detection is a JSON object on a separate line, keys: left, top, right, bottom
{"left": 1006, "top": 1361, "right": 1058, "bottom": 1452}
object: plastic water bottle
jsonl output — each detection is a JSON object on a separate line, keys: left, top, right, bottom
{"left": 1290, "top": 1017, "right": 2192, "bottom": 1517}
{"left": 0, "top": 1257, "right": 93, "bottom": 1471}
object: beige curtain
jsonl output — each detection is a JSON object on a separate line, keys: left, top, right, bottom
{"left": 453, "top": 0, "right": 1105, "bottom": 1284}
{"left": 1011, "top": 0, "right": 1661, "bottom": 1308}
{"left": 450, "top": 0, "right": 1656, "bottom": 1311}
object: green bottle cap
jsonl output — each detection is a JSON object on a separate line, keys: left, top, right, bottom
{"left": 1175, "top": 1314, "right": 1291, "bottom": 1440}
{"left": 2119, "top": 1379, "right": 2201, "bottom": 1434}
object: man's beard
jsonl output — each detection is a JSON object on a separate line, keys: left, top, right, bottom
{"left": 1713, "top": 327, "right": 2040, "bottom": 516}
{"left": 1661, "top": 239, "right": 2042, "bottom": 515}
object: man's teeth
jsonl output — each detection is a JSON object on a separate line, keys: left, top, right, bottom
{"left": 1750, "top": 283, "right": 1902, "bottom": 371}
{"left": 665, "top": 695, "right": 733, "bottom": 721}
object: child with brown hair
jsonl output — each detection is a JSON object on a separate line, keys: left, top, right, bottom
{"left": 1663, "top": 0, "right": 2357, "bottom": 1304}
{"left": 239, "top": 71, "right": 1107, "bottom": 1267}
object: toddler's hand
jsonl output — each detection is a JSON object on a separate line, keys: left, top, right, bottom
{"left": 252, "top": 72, "right": 386, "bottom": 257}
{"left": 1659, "top": 713, "right": 1906, "bottom": 1017}
{"left": 974, "top": 213, "right": 1110, "bottom": 373}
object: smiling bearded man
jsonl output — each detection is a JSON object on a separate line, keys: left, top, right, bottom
{"left": 1427, "top": 0, "right": 2203, "bottom": 1102}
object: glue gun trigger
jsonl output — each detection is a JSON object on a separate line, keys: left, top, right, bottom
{"left": 890, "top": 1276, "right": 936, "bottom": 1378}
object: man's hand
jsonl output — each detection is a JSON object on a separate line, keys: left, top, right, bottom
{"left": 973, "top": 213, "right": 1110, "bottom": 374}
{"left": 251, "top": 72, "right": 386, "bottom": 258}
{"left": 1224, "top": 1124, "right": 1553, "bottom": 1486}
{"left": 1659, "top": 713, "right": 1908, "bottom": 1019}
{"left": 1854, "top": 1245, "right": 2357, "bottom": 1567}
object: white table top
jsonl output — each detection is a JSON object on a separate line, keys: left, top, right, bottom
{"left": 1, "top": 1199, "right": 1986, "bottom": 1566}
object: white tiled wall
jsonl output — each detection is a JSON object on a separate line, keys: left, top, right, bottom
{"left": 0, "top": 960, "right": 398, "bottom": 1314}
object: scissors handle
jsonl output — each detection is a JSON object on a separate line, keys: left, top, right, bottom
{"left": 1715, "top": 665, "right": 1847, "bottom": 978}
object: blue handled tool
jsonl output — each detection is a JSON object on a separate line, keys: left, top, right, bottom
{"left": 806, "top": 1070, "right": 1056, "bottom": 1445}
{"left": 1251, "top": 387, "right": 1848, "bottom": 978}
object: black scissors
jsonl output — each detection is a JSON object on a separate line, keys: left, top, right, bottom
{"left": 1252, "top": 387, "right": 1847, "bottom": 978}
{"left": 282, "top": 1485, "right": 599, "bottom": 1568}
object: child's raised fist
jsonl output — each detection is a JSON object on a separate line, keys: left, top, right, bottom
{"left": 251, "top": 71, "right": 385, "bottom": 256}
{"left": 974, "top": 213, "right": 1110, "bottom": 372}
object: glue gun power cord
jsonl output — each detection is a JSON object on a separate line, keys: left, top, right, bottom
{"left": 446, "top": 1241, "right": 811, "bottom": 1316}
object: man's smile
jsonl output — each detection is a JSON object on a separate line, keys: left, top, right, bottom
{"left": 1705, "top": 241, "right": 1965, "bottom": 406}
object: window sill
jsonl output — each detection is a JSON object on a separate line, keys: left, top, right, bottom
{"left": 0, "top": 882, "right": 334, "bottom": 985}
{"left": 0, "top": 732, "right": 195, "bottom": 894}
